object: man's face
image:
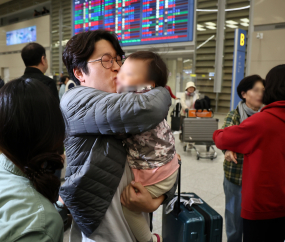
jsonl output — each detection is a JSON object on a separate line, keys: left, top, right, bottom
{"left": 74, "top": 39, "right": 121, "bottom": 93}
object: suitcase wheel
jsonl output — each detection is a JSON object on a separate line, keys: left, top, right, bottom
{"left": 197, "top": 155, "right": 200, "bottom": 160}
{"left": 184, "top": 145, "right": 187, "bottom": 152}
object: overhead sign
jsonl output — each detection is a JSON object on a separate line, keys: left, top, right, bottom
{"left": 72, "top": 0, "right": 194, "bottom": 46}
{"left": 230, "top": 28, "right": 247, "bottom": 110}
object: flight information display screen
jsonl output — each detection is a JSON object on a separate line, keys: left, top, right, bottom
{"left": 73, "top": 0, "right": 194, "bottom": 46}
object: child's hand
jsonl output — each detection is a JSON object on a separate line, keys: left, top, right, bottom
{"left": 177, "top": 154, "right": 181, "bottom": 161}
{"left": 121, "top": 181, "right": 164, "bottom": 213}
{"left": 58, "top": 195, "right": 68, "bottom": 209}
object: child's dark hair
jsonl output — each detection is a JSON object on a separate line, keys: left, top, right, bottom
{"left": 128, "top": 51, "right": 168, "bottom": 87}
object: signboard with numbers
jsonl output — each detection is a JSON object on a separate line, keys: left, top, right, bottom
{"left": 73, "top": 0, "right": 194, "bottom": 46}
{"left": 230, "top": 28, "right": 247, "bottom": 110}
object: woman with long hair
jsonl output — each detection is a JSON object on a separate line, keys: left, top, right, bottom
{"left": 0, "top": 77, "right": 65, "bottom": 241}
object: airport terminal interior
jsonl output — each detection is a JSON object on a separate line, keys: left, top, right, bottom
{"left": 1, "top": 0, "right": 285, "bottom": 241}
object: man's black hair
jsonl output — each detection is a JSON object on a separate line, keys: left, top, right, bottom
{"left": 63, "top": 30, "right": 125, "bottom": 85}
{"left": 21, "top": 42, "right": 46, "bottom": 67}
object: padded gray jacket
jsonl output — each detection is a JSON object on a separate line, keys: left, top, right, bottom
{"left": 59, "top": 86, "right": 174, "bottom": 237}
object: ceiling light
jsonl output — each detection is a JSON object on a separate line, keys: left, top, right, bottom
{"left": 240, "top": 18, "right": 250, "bottom": 22}
{"left": 196, "top": 5, "right": 250, "bottom": 12}
{"left": 240, "top": 22, "right": 249, "bottom": 27}
{"left": 197, "top": 27, "right": 206, "bottom": 31}
{"left": 205, "top": 22, "right": 216, "bottom": 26}
{"left": 226, "top": 24, "right": 238, "bottom": 28}
{"left": 206, "top": 26, "right": 216, "bottom": 30}
{"left": 183, "top": 59, "right": 191, "bottom": 63}
{"left": 226, "top": 20, "right": 238, "bottom": 25}
{"left": 226, "top": 6, "right": 250, "bottom": 11}
{"left": 196, "top": 35, "right": 215, "bottom": 49}
{"left": 197, "top": 24, "right": 204, "bottom": 28}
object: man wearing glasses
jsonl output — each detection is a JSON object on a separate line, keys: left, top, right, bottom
{"left": 59, "top": 30, "right": 175, "bottom": 242}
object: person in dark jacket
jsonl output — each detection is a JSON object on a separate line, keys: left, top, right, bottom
{"left": 21, "top": 43, "right": 63, "bottom": 180}
{"left": 59, "top": 30, "right": 176, "bottom": 241}
{"left": 21, "top": 42, "right": 59, "bottom": 102}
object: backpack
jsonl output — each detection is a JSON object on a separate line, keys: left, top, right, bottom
{"left": 171, "top": 102, "right": 182, "bottom": 118}
{"left": 171, "top": 102, "right": 181, "bottom": 131}
{"left": 194, "top": 96, "right": 211, "bottom": 111}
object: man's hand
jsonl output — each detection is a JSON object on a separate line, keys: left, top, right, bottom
{"left": 121, "top": 181, "right": 165, "bottom": 213}
{"left": 225, "top": 150, "right": 238, "bottom": 164}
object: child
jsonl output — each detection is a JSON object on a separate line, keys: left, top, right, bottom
{"left": 117, "top": 51, "right": 179, "bottom": 242}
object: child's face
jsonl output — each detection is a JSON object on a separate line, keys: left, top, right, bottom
{"left": 116, "top": 58, "right": 153, "bottom": 91}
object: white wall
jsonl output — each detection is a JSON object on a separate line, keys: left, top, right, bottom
{"left": 0, "top": 15, "right": 50, "bottom": 81}
{"left": 249, "top": 0, "right": 285, "bottom": 78}
{"left": 249, "top": 28, "right": 285, "bottom": 78}
{"left": 253, "top": 0, "right": 285, "bottom": 26}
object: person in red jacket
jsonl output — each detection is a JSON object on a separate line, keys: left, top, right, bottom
{"left": 213, "top": 64, "right": 285, "bottom": 242}
{"left": 165, "top": 85, "right": 178, "bottom": 99}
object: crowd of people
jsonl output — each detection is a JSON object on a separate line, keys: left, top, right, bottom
{"left": 0, "top": 29, "right": 285, "bottom": 242}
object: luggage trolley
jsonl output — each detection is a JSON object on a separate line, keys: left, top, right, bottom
{"left": 182, "top": 110, "right": 219, "bottom": 160}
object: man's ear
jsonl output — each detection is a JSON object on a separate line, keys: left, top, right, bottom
{"left": 40, "top": 56, "right": 46, "bottom": 66}
{"left": 73, "top": 68, "right": 85, "bottom": 84}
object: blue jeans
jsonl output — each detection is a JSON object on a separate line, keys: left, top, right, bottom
{"left": 223, "top": 176, "right": 243, "bottom": 242}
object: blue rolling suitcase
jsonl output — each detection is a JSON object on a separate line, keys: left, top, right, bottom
{"left": 162, "top": 162, "right": 223, "bottom": 242}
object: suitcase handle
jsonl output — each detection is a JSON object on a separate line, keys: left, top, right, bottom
{"left": 173, "top": 159, "right": 182, "bottom": 216}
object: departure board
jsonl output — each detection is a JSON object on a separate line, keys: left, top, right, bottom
{"left": 73, "top": 0, "right": 194, "bottom": 46}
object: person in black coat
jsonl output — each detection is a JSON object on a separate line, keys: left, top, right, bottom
{"left": 21, "top": 42, "right": 59, "bottom": 102}
{"left": 21, "top": 43, "right": 63, "bottom": 180}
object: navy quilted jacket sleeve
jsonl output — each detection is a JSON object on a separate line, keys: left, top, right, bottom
{"left": 60, "top": 86, "right": 171, "bottom": 135}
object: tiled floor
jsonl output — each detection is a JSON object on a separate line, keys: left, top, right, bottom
{"left": 63, "top": 114, "right": 228, "bottom": 242}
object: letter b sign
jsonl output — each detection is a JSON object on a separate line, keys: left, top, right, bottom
{"left": 240, "top": 33, "right": 245, "bottom": 46}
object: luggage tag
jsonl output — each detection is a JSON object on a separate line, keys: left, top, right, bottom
{"left": 183, "top": 198, "right": 203, "bottom": 212}
{"left": 165, "top": 196, "right": 189, "bottom": 214}
{"left": 188, "top": 198, "right": 203, "bottom": 206}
